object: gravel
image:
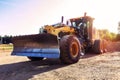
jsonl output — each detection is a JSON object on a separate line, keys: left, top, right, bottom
{"left": 0, "top": 51, "right": 120, "bottom": 80}
{"left": 0, "top": 42, "right": 120, "bottom": 80}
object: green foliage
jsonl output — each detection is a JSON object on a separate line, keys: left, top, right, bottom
{"left": 118, "top": 22, "right": 120, "bottom": 34}
{"left": 98, "top": 29, "right": 117, "bottom": 41}
{"left": 0, "top": 35, "right": 12, "bottom": 44}
{"left": 0, "top": 44, "right": 13, "bottom": 51}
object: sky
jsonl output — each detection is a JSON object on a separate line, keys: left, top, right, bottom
{"left": 0, "top": 0, "right": 120, "bottom": 36}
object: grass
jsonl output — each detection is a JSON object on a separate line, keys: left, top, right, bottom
{"left": 0, "top": 44, "right": 13, "bottom": 51}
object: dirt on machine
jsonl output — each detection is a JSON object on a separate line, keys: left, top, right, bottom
{"left": 11, "top": 13, "right": 107, "bottom": 64}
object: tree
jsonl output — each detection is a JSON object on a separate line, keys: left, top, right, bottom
{"left": 118, "top": 22, "right": 120, "bottom": 34}
{"left": 98, "top": 29, "right": 117, "bottom": 41}
{"left": 0, "top": 36, "right": 2, "bottom": 44}
{"left": 2, "top": 35, "right": 12, "bottom": 44}
{"left": 115, "top": 22, "right": 120, "bottom": 41}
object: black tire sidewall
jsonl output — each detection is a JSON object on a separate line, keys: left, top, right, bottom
{"left": 93, "top": 40, "right": 103, "bottom": 54}
{"left": 60, "top": 35, "right": 81, "bottom": 64}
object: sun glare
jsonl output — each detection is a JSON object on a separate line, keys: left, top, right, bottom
{"left": 0, "top": 0, "right": 120, "bottom": 35}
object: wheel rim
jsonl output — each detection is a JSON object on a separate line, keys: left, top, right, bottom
{"left": 70, "top": 42, "right": 79, "bottom": 58}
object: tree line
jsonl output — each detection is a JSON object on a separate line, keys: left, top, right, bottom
{"left": 0, "top": 35, "right": 12, "bottom": 44}
{"left": 98, "top": 29, "right": 120, "bottom": 41}
{"left": 0, "top": 28, "right": 120, "bottom": 44}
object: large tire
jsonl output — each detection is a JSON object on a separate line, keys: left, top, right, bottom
{"left": 93, "top": 40, "right": 103, "bottom": 54}
{"left": 60, "top": 35, "right": 81, "bottom": 64}
{"left": 27, "top": 57, "right": 44, "bottom": 61}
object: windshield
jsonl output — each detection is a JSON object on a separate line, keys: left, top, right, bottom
{"left": 70, "top": 18, "right": 89, "bottom": 28}
{"left": 71, "top": 19, "right": 83, "bottom": 27}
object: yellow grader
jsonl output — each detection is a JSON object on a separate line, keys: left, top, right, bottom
{"left": 11, "top": 13, "right": 107, "bottom": 64}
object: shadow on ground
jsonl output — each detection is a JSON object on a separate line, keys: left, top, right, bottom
{"left": 82, "top": 52, "right": 99, "bottom": 59}
{"left": 0, "top": 58, "right": 68, "bottom": 80}
{"left": 0, "top": 52, "right": 99, "bottom": 80}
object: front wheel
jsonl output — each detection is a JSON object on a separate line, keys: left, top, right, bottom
{"left": 60, "top": 35, "right": 81, "bottom": 64}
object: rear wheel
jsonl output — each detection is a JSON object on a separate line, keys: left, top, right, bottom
{"left": 93, "top": 40, "right": 103, "bottom": 54}
{"left": 27, "top": 57, "right": 44, "bottom": 61}
{"left": 60, "top": 35, "right": 81, "bottom": 64}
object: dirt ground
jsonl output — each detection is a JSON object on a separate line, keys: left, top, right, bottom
{"left": 0, "top": 42, "right": 120, "bottom": 80}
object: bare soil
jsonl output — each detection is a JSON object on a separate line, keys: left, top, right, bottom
{"left": 0, "top": 42, "right": 120, "bottom": 80}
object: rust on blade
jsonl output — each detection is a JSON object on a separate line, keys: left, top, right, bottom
{"left": 12, "top": 33, "right": 59, "bottom": 48}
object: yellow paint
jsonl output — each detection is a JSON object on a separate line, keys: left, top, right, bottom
{"left": 44, "top": 25, "right": 75, "bottom": 36}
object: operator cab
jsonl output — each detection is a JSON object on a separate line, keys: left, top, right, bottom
{"left": 68, "top": 15, "right": 94, "bottom": 51}
{"left": 69, "top": 17, "right": 89, "bottom": 40}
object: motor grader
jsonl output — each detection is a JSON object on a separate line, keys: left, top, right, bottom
{"left": 11, "top": 13, "right": 107, "bottom": 64}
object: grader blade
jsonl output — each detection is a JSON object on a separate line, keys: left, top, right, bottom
{"left": 11, "top": 33, "right": 60, "bottom": 58}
